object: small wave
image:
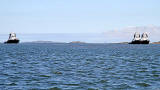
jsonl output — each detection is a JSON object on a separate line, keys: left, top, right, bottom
{"left": 135, "top": 82, "right": 151, "bottom": 87}
{"left": 49, "top": 87, "right": 61, "bottom": 90}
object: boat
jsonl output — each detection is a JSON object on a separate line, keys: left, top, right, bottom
{"left": 129, "top": 32, "right": 149, "bottom": 44}
{"left": 4, "top": 33, "right": 20, "bottom": 44}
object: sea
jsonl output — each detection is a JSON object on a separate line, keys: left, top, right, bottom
{"left": 0, "top": 43, "right": 160, "bottom": 90}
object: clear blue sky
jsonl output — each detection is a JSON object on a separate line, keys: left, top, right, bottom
{"left": 0, "top": 0, "right": 160, "bottom": 34}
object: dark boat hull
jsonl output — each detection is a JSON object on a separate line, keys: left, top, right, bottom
{"left": 129, "top": 40, "right": 149, "bottom": 44}
{"left": 4, "top": 40, "right": 20, "bottom": 44}
{"left": 141, "top": 40, "right": 150, "bottom": 44}
{"left": 129, "top": 40, "right": 141, "bottom": 44}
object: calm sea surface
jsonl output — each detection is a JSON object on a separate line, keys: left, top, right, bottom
{"left": 0, "top": 43, "right": 160, "bottom": 90}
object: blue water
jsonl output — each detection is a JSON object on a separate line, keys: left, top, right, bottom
{"left": 0, "top": 43, "right": 160, "bottom": 90}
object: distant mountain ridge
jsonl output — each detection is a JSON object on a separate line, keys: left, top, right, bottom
{"left": 103, "top": 25, "right": 160, "bottom": 43}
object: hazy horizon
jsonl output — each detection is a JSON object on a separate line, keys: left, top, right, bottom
{"left": 1, "top": 25, "right": 160, "bottom": 43}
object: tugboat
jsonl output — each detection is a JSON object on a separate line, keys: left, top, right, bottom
{"left": 129, "top": 32, "right": 141, "bottom": 44}
{"left": 129, "top": 32, "right": 149, "bottom": 44}
{"left": 4, "top": 33, "right": 20, "bottom": 44}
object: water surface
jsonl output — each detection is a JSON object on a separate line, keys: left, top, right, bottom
{"left": 0, "top": 43, "right": 160, "bottom": 90}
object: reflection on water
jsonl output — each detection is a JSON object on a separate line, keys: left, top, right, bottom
{"left": 0, "top": 43, "right": 160, "bottom": 90}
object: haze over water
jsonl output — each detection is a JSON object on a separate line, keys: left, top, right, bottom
{"left": 0, "top": 43, "right": 160, "bottom": 90}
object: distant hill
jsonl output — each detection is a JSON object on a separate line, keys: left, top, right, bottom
{"left": 152, "top": 41, "right": 160, "bottom": 44}
{"left": 116, "top": 42, "right": 129, "bottom": 44}
{"left": 69, "top": 41, "right": 86, "bottom": 44}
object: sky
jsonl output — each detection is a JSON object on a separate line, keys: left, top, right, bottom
{"left": 0, "top": 0, "right": 160, "bottom": 42}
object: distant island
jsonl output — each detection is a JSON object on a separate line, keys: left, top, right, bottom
{"left": 69, "top": 41, "right": 86, "bottom": 44}
{"left": 152, "top": 41, "right": 160, "bottom": 44}
{"left": 116, "top": 42, "right": 129, "bottom": 44}
{"left": 23, "top": 41, "right": 86, "bottom": 44}
{"left": 23, "top": 41, "right": 66, "bottom": 43}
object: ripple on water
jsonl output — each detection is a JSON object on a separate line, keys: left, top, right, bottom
{"left": 113, "top": 83, "right": 135, "bottom": 89}
{"left": 49, "top": 87, "right": 61, "bottom": 90}
{"left": 39, "top": 75, "right": 51, "bottom": 78}
{"left": 135, "top": 82, "right": 151, "bottom": 87}
{"left": 87, "top": 88, "right": 99, "bottom": 90}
